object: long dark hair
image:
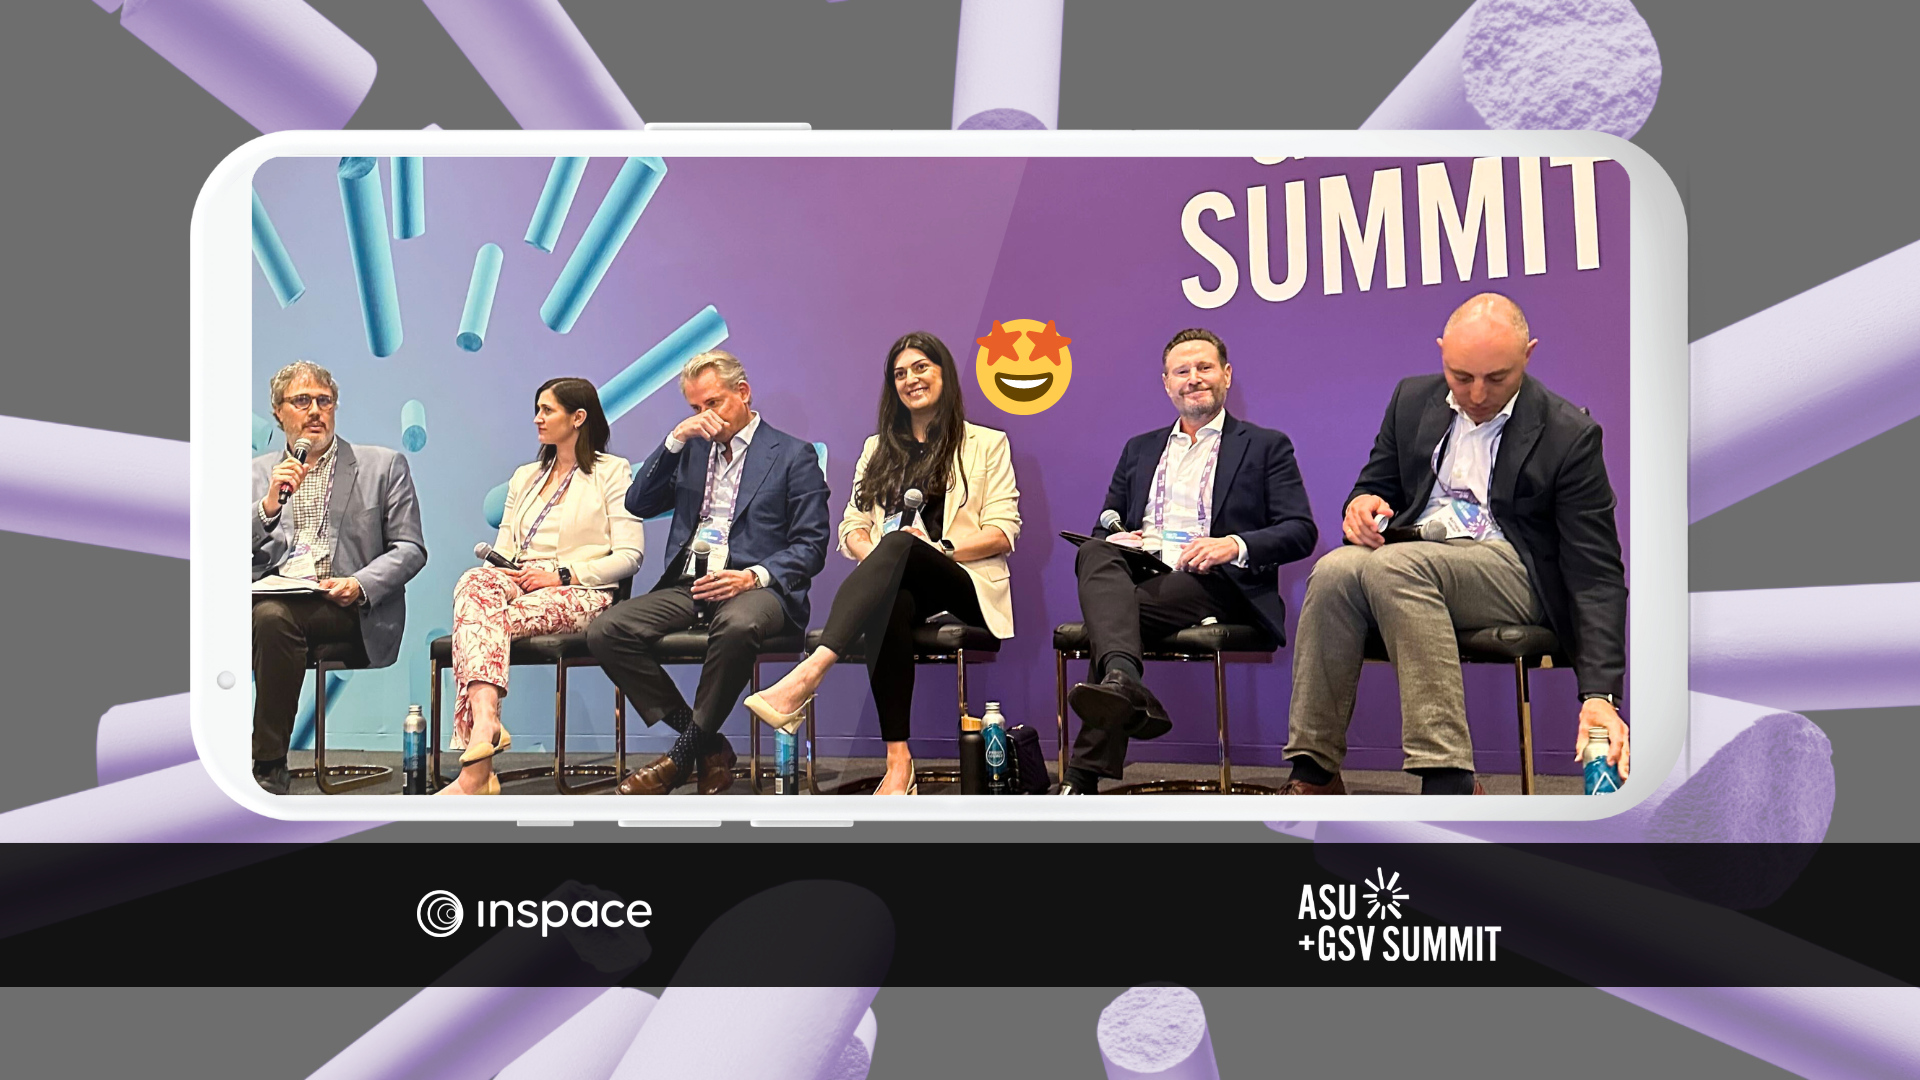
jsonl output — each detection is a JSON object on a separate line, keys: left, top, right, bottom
{"left": 535, "top": 376, "right": 610, "bottom": 475}
{"left": 855, "top": 332, "right": 968, "bottom": 513}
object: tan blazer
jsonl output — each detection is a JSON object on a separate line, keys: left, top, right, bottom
{"left": 495, "top": 454, "right": 645, "bottom": 588}
{"left": 838, "top": 422, "right": 1022, "bottom": 638}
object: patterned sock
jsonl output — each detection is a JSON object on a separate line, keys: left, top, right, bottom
{"left": 659, "top": 707, "right": 693, "bottom": 734}
{"left": 666, "top": 724, "right": 705, "bottom": 776}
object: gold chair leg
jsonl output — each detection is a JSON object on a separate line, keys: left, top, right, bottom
{"left": 1214, "top": 650, "right": 1231, "bottom": 794}
{"left": 805, "top": 697, "right": 821, "bottom": 795}
{"left": 749, "top": 661, "right": 764, "bottom": 795}
{"left": 309, "top": 663, "right": 387, "bottom": 794}
{"left": 1514, "top": 658, "right": 1536, "bottom": 795}
{"left": 614, "top": 682, "right": 627, "bottom": 781}
{"left": 1055, "top": 650, "right": 1069, "bottom": 788}
{"left": 429, "top": 657, "right": 444, "bottom": 790}
{"left": 552, "top": 659, "right": 618, "bottom": 795}
{"left": 956, "top": 647, "right": 970, "bottom": 720}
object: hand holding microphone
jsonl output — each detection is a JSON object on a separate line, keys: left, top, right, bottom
{"left": 1099, "top": 508, "right": 1144, "bottom": 548}
{"left": 474, "top": 542, "right": 521, "bottom": 570}
{"left": 1342, "top": 494, "right": 1394, "bottom": 549}
{"left": 902, "top": 488, "right": 927, "bottom": 539}
{"left": 265, "top": 437, "right": 313, "bottom": 514}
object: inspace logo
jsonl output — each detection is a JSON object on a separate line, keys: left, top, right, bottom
{"left": 417, "top": 889, "right": 464, "bottom": 937}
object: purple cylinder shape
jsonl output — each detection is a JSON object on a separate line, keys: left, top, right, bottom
{"left": 391, "top": 157, "right": 425, "bottom": 240}
{"left": 418, "top": 0, "right": 643, "bottom": 130}
{"left": 1098, "top": 987, "right": 1219, "bottom": 1080}
{"left": 307, "top": 987, "right": 607, "bottom": 1080}
{"left": 495, "top": 988, "right": 658, "bottom": 1080}
{"left": 1601, "top": 987, "right": 1920, "bottom": 1080}
{"left": 1363, "top": 0, "right": 1661, "bottom": 138}
{"left": 0, "top": 760, "right": 380, "bottom": 843}
{"left": 0, "top": 414, "right": 188, "bottom": 558}
{"left": 96, "top": 693, "right": 193, "bottom": 786}
{"left": 1691, "top": 238, "right": 1920, "bottom": 520}
{"left": 608, "top": 987, "right": 880, "bottom": 1080}
{"left": 1692, "top": 583, "right": 1920, "bottom": 710}
{"left": 116, "top": 0, "right": 377, "bottom": 133}
{"left": 821, "top": 1008, "right": 878, "bottom": 1080}
{"left": 952, "top": 0, "right": 1063, "bottom": 130}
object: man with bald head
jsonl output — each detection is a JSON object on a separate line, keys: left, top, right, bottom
{"left": 1282, "top": 293, "right": 1628, "bottom": 794}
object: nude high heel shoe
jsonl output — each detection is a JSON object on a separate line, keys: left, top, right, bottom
{"left": 743, "top": 692, "right": 810, "bottom": 736}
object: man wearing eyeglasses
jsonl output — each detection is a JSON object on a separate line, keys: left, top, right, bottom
{"left": 250, "top": 361, "right": 427, "bottom": 795}
{"left": 1281, "top": 293, "right": 1628, "bottom": 796}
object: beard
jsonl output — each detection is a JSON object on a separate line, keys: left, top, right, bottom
{"left": 1176, "top": 386, "right": 1225, "bottom": 424}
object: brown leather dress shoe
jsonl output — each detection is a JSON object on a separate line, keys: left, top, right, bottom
{"left": 697, "top": 741, "right": 737, "bottom": 795}
{"left": 616, "top": 754, "right": 683, "bottom": 795}
{"left": 1276, "top": 774, "right": 1348, "bottom": 795}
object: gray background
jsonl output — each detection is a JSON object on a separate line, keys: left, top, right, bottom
{"left": 0, "top": 0, "right": 1910, "bottom": 1074}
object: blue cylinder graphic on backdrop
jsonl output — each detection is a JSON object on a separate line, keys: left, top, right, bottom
{"left": 484, "top": 481, "right": 510, "bottom": 529}
{"left": 525, "top": 156, "right": 588, "bottom": 253}
{"left": 251, "top": 413, "right": 279, "bottom": 455}
{"left": 457, "top": 242, "right": 504, "bottom": 352}
{"left": 401, "top": 399, "right": 428, "bottom": 452}
{"left": 391, "top": 156, "right": 425, "bottom": 239}
{"left": 336, "top": 156, "right": 403, "bottom": 357}
{"left": 540, "top": 156, "right": 668, "bottom": 333}
{"left": 600, "top": 304, "right": 729, "bottom": 423}
{"left": 250, "top": 189, "right": 305, "bottom": 307}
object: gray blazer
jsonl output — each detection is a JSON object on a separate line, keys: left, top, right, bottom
{"left": 251, "top": 439, "right": 428, "bottom": 668}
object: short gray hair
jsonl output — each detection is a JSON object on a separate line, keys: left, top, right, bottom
{"left": 680, "top": 349, "right": 748, "bottom": 393}
{"left": 269, "top": 360, "right": 339, "bottom": 409}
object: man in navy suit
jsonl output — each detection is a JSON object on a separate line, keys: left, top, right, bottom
{"left": 587, "top": 350, "right": 830, "bottom": 794}
{"left": 1061, "top": 328, "right": 1318, "bottom": 795}
{"left": 1282, "top": 293, "right": 1628, "bottom": 795}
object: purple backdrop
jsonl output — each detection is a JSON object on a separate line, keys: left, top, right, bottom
{"left": 251, "top": 154, "right": 1628, "bottom": 777}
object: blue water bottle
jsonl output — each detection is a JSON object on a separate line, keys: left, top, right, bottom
{"left": 775, "top": 727, "right": 799, "bottom": 794}
{"left": 1581, "top": 726, "right": 1621, "bottom": 794}
{"left": 403, "top": 704, "right": 426, "bottom": 794}
{"left": 982, "top": 702, "right": 1010, "bottom": 795}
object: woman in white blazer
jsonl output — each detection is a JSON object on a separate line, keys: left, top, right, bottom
{"left": 747, "top": 332, "right": 1021, "bottom": 794}
{"left": 440, "top": 378, "right": 644, "bottom": 795}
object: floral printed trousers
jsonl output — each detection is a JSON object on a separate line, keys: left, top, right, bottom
{"left": 450, "top": 565, "right": 609, "bottom": 746}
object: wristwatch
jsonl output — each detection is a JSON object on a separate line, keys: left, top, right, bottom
{"left": 558, "top": 566, "right": 572, "bottom": 586}
{"left": 1580, "top": 692, "right": 1621, "bottom": 713}
{"left": 938, "top": 538, "right": 956, "bottom": 556}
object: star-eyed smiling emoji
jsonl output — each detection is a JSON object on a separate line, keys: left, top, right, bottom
{"left": 975, "top": 318, "right": 1073, "bottom": 415}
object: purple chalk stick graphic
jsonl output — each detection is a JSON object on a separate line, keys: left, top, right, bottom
{"left": 952, "top": 0, "right": 1063, "bottom": 130}
{"left": 0, "top": 414, "right": 188, "bottom": 558}
{"left": 1364, "top": 0, "right": 1661, "bottom": 138}
{"left": 1098, "top": 987, "right": 1219, "bottom": 1080}
{"left": 0, "top": 760, "right": 379, "bottom": 843}
{"left": 496, "top": 988, "right": 658, "bottom": 1080}
{"left": 1692, "top": 584, "right": 1920, "bottom": 710}
{"left": 608, "top": 987, "right": 880, "bottom": 1080}
{"left": 96, "top": 693, "right": 193, "bottom": 785}
{"left": 1601, "top": 987, "right": 1920, "bottom": 1080}
{"left": 821, "top": 1008, "right": 879, "bottom": 1080}
{"left": 307, "top": 987, "right": 607, "bottom": 1080}
{"left": 420, "top": 0, "right": 644, "bottom": 130}
{"left": 114, "top": 0, "right": 377, "bottom": 133}
{"left": 1692, "top": 238, "right": 1920, "bottom": 520}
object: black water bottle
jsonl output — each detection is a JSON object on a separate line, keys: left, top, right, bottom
{"left": 958, "top": 714, "right": 986, "bottom": 794}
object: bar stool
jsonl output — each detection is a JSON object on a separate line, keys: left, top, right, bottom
{"left": 799, "top": 619, "right": 1001, "bottom": 794}
{"left": 290, "top": 642, "right": 389, "bottom": 794}
{"left": 1361, "top": 624, "right": 1566, "bottom": 794}
{"left": 629, "top": 627, "right": 808, "bottom": 793}
{"left": 1053, "top": 622, "right": 1279, "bottom": 794}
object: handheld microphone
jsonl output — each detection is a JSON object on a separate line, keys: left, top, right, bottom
{"left": 690, "top": 537, "right": 711, "bottom": 580}
{"left": 1382, "top": 519, "right": 1449, "bottom": 544}
{"left": 903, "top": 488, "right": 924, "bottom": 513}
{"left": 279, "top": 437, "right": 312, "bottom": 502}
{"left": 474, "top": 542, "right": 521, "bottom": 570}
{"left": 1099, "top": 509, "right": 1124, "bottom": 533}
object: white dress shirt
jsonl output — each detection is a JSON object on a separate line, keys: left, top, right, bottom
{"left": 1152, "top": 409, "right": 1249, "bottom": 569}
{"left": 665, "top": 412, "right": 771, "bottom": 587}
{"left": 1415, "top": 389, "right": 1517, "bottom": 541}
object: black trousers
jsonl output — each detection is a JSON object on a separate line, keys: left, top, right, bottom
{"left": 252, "top": 593, "right": 365, "bottom": 763}
{"left": 817, "top": 531, "right": 984, "bottom": 742}
{"left": 585, "top": 585, "right": 791, "bottom": 738}
{"left": 1070, "top": 541, "right": 1257, "bottom": 779}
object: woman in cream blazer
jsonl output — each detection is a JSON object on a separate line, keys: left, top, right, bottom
{"left": 440, "top": 378, "right": 644, "bottom": 795}
{"left": 747, "top": 332, "right": 1021, "bottom": 795}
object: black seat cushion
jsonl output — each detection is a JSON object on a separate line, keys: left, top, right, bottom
{"left": 308, "top": 641, "right": 369, "bottom": 668}
{"left": 1053, "top": 621, "right": 1277, "bottom": 656}
{"left": 1362, "top": 625, "right": 1564, "bottom": 665}
{"left": 429, "top": 628, "right": 807, "bottom": 666}
{"left": 803, "top": 621, "right": 1002, "bottom": 662}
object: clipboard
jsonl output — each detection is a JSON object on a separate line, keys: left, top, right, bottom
{"left": 1059, "top": 531, "right": 1171, "bottom": 577}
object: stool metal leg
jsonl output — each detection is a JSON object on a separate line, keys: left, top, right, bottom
{"left": 956, "top": 647, "right": 969, "bottom": 719}
{"left": 429, "top": 656, "right": 446, "bottom": 790}
{"left": 614, "top": 683, "right": 627, "bottom": 782}
{"left": 1214, "top": 650, "right": 1231, "bottom": 794}
{"left": 1514, "top": 658, "right": 1537, "bottom": 795}
{"left": 749, "top": 660, "right": 764, "bottom": 795}
{"left": 1055, "top": 650, "right": 1069, "bottom": 789}
{"left": 549, "top": 660, "right": 619, "bottom": 794}
{"left": 308, "top": 663, "right": 389, "bottom": 794}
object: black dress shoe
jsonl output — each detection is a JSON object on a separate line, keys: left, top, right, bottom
{"left": 1067, "top": 671, "right": 1173, "bottom": 741}
{"left": 253, "top": 763, "right": 291, "bottom": 796}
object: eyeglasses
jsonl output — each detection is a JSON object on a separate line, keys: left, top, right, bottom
{"left": 284, "top": 394, "right": 336, "bottom": 412}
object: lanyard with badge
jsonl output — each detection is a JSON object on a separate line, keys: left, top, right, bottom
{"left": 513, "top": 465, "right": 575, "bottom": 563}
{"left": 692, "top": 439, "right": 739, "bottom": 575}
{"left": 1146, "top": 429, "right": 1221, "bottom": 568}
{"left": 1428, "top": 423, "right": 1498, "bottom": 540}
{"left": 280, "top": 450, "right": 336, "bottom": 580}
